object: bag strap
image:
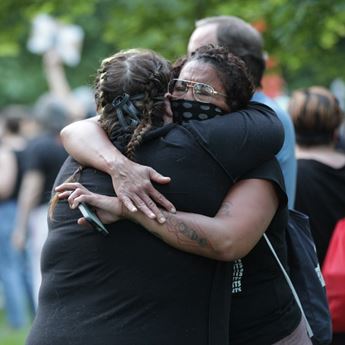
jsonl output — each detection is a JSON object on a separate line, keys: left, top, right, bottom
{"left": 263, "top": 233, "right": 314, "bottom": 339}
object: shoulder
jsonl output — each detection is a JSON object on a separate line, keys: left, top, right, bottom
{"left": 252, "top": 92, "right": 292, "bottom": 123}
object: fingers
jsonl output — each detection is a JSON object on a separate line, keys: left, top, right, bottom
{"left": 55, "top": 182, "right": 91, "bottom": 208}
{"left": 77, "top": 217, "right": 89, "bottom": 226}
{"left": 117, "top": 185, "right": 175, "bottom": 222}
{"left": 118, "top": 195, "right": 138, "bottom": 213}
{"left": 68, "top": 190, "right": 91, "bottom": 209}
{"left": 140, "top": 194, "right": 166, "bottom": 223}
{"left": 119, "top": 193, "right": 162, "bottom": 221}
{"left": 118, "top": 191, "right": 169, "bottom": 223}
{"left": 55, "top": 182, "right": 83, "bottom": 192}
{"left": 57, "top": 189, "right": 85, "bottom": 208}
{"left": 57, "top": 190, "right": 74, "bottom": 200}
{"left": 58, "top": 187, "right": 89, "bottom": 209}
{"left": 131, "top": 194, "right": 158, "bottom": 221}
{"left": 150, "top": 189, "right": 176, "bottom": 214}
{"left": 149, "top": 168, "right": 171, "bottom": 185}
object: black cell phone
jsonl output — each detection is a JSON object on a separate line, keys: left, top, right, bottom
{"left": 78, "top": 202, "right": 109, "bottom": 236}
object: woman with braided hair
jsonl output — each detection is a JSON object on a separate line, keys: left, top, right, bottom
{"left": 26, "top": 46, "right": 305, "bottom": 345}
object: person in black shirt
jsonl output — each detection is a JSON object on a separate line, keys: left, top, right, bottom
{"left": 28, "top": 47, "right": 304, "bottom": 345}
{"left": 59, "top": 46, "right": 307, "bottom": 345}
{"left": 12, "top": 99, "right": 68, "bottom": 308}
{"left": 289, "top": 86, "right": 345, "bottom": 345}
{"left": 0, "top": 110, "right": 33, "bottom": 328}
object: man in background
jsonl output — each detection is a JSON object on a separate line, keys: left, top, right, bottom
{"left": 188, "top": 16, "right": 297, "bottom": 208}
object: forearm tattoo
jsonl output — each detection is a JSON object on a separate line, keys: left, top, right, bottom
{"left": 162, "top": 212, "right": 210, "bottom": 248}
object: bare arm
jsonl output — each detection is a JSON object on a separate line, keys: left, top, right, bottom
{"left": 0, "top": 148, "right": 17, "bottom": 199}
{"left": 60, "top": 117, "right": 175, "bottom": 221}
{"left": 128, "top": 179, "right": 279, "bottom": 261}
{"left": 57, "top": 178, "right": 279, "bottom": 261}
{"left": 12, "top": 171, "right": 44, "bottom": 250}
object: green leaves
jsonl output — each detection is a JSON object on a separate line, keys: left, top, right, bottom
{"left": 0, "top": 0, "right": 344, "bottom": 107}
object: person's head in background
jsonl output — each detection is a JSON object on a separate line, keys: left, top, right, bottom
{"left": 288, "top": 86, "right": 344, "bottom": 148}
{"left": 0, "top": 105, "right": 35, "bottom": 141}
{"left": 187, "top": 16, "right": 265, "bottom": 89}
{"left": 1, "top": 106, "right": 24, "bottom": 136}
{"left": 34, "top": 94, "right": 71, "bottom": 137}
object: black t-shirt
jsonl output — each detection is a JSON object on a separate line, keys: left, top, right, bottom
{"left": 24, "top": 133, "right": 68, "bottom": 205}
{"left": 27, "top": 103, "right": 297, "bottom": 345}
{"left": 295, "top": 159, "right": 345, "bottom": 266}
{"left": 228, "top": 162, "right": 299, "bottom": 345}
{"left": 186, "top": 111, "right": 300, "bottom": 344}
{"left": 8, "top": 149, "right": 26, "bottom": 200}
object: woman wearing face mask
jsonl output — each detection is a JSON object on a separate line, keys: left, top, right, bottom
{"left": 57, "top": 46, "right": 309, "bottom": 345}
{"left": 27, "top": 46, "right": 303, "bottom": 345}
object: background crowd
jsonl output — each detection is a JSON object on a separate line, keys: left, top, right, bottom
{"left": 0, "top": 1, "right": 344, "bottom": 344}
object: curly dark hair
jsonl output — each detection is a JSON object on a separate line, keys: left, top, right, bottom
{"left": 94, "top": 49, "right": 172, "bottom": 159}
{"left": 172, "top": 45, "right": 255, "bottom": 112}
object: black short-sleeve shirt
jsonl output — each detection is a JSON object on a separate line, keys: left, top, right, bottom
{"left": 26, "top": 103, "right": 296, "bottom": 345}
{"left": 24, "top": 133, "right": 68, "bottom": 204}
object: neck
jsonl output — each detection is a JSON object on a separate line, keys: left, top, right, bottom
{"left": 296, "top": 144, "right": 345, "bottom": 168}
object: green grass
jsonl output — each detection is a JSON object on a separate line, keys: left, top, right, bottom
{"left": 0, "top": 309, "right": 30, "bottom": 345}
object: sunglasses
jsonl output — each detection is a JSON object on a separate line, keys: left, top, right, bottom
{"left": 168, "top": 79, "right": 226, "bottom": 103}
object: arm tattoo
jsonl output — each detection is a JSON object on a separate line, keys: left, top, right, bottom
{"left": 163, "top": 212, "right": 210, "bottom": 248}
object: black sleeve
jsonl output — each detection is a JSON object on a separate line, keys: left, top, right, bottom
{"left": 239, "top": 158, "right": 288, "bottom": 207}
{"left": 25, "top": 139, "right": 45, "bottom": 172}
{"left": 184, "top": 102, "right": 284, "bottom": 181}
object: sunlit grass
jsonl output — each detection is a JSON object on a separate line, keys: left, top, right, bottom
{"left": 0, "top": 309, "right": 30, "bottom": 345}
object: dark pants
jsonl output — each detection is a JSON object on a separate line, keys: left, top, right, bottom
{"left": 332, "top": 333, "right": 345, "bottom": 345}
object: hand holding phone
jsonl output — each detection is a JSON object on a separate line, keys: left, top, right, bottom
{"left": 78, "top": 202, "right": 109, "bottom": 236}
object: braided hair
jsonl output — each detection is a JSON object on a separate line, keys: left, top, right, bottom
{"left": 94, "top": 49, "right": 172, "bottom": 160}
{"left": 172, "top": 45, "right": 255, "bottom": 112}
{"left": 49, "top": 49, "right": 171, "bottom": 219}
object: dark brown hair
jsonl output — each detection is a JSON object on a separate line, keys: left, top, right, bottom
{"left": 49, "top": 49, "right": 172, "bottom": 219}
{"left": 288, "top": 86, "right": 344, "bottom": 146}
{"left": 95, "top": 49, "right": 172, "bottom": 159}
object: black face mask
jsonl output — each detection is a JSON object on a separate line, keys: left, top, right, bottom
{"left": 170, "top": 99, "right": 226, "bottom": 123}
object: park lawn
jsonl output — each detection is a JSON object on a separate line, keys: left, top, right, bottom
{"left": 0, "top": 309, "right": 29, "bottom": 345}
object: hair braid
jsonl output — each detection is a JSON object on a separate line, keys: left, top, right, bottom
{"left": 49, "top": 49, "right": 171, "bottom": 217}
{"left": 125, "top": 89, "right": 154, "bottom": 160}
{"left": 95, "top": 49, "right": 171, "bottom": 156}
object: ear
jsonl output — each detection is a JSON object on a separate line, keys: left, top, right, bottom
{"left": 164, "top": 93, "right": 173, "bottom": 118}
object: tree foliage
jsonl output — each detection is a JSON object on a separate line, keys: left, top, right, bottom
{"left": 0, "top": 0, "right": 344, "bottom": 107}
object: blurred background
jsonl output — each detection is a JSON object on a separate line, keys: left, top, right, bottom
{"left": 0, "top": 0, "right": 344, "bottom": 344}
{"left": 0, "top": 0, "right": 344, "bottom": 108}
